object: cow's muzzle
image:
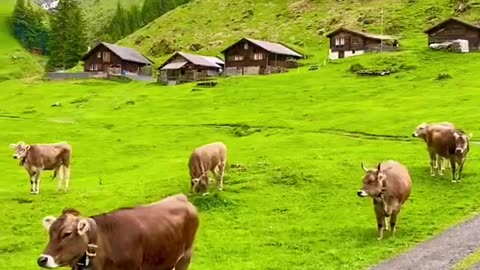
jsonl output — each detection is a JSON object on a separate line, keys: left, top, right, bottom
{"left": 455, "top": 148, "right": 464, "bottom": 154}
{"left": 37, "top": 254, "right": 58, "bottom": 268}
{"left": 411, "top": 133, "right": 418, "bottom": 137}
{"left": 357, "top": 190, "right": 368, "bottom": 197}
{"left": 12, "top": 155, "right": 17, "bottom": 159}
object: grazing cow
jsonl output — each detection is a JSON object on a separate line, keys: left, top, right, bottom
{"left": 9, "top": 141, "right": 72, "bottom": 194}
{"left": 37, "top": 193, "right": 199, "bottom": 270}
{"left": 412, "top": 122, "right": 454, "bottom": 175}
{"left": 188, "top": 141, "right": 227, "bottom": 195}
{"left": 357, "top": 161, "right": 412, "bottom": 240}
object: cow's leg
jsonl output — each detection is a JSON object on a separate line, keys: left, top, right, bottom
{"left": 174, "top": 247, "right": 193, "bottom": 270}
{"left": 29, "top": 173, "right": 36, "bottom": 194}
{"left": 429, "top": 151, "right": 436, "bottom": 176}
{"left": 438, "top": 156, "right": 445, "bottom": 176}
{"left": 450, "top": 157, "right": 457, "bottom": 183}
{"left": 374, "top": 203, "right": 385, "bottom": 240}
{"left": 56, "top": 166, "right": 64, "bottom": 191}
{"left": 390, "top": 210, "right": 399, "bottom": 238}
{"left": 217, "top": 161, "right": 226, "bottom": 191}
{"left": 64, "top": 165, "right": 71, "bottom": 191}
{"left": 458, "top": 159, "right": 465, "bottom": 182}
{"left": 34, "top": 170, "right": 42, "bottom": 194}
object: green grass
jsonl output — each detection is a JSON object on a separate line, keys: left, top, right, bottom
{"left": 2, "top": 48, "right": 480, "bottom": 269}
{"left": 0, "top": 0, "right": 43, "bottom": 81}
{"left": 119, "top": 0, "right": 480, "bottom": 64}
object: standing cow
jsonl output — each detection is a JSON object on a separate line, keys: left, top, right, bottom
{"left": 37, "top": 193, "right": 199, "bottom": 270}
{"left": 188, "top": 142, "right": 227, "bottom": 195}
{"left": 412, "top": 122, "right": 454, "bottom": 176}
{"left": 9, "top": 141, "right": 72, "bottom": 194}
{"left": 420, "top": 126, "right": 471, "bottom": 182}
{"left": 357, "top": 160, "right": 412, "bottom": 240}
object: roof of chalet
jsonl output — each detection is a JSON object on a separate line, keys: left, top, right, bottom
{"left": 221, "top": 38, "right": 304, "bottom": 58}
{"left": 81, "top": 42, "right": 154, "bottom": 65}
{"left": 424, "top": 17, "right": 480, "bottom": 34}
{"left": 158, "top": 52, "right": 225, "bottom": 70}
{"left": 325, "top": 27, "right": 397, "bottom": 40}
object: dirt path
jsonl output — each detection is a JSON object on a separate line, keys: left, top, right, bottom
{"left": 370, "top": 214, "right": 480, "bottom": 270}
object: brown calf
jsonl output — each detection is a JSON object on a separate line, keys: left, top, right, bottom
{"left": 357, "top": 161, "right": 412, "bottom": 240}
{"left": 188, "top": 141, "right": 227, "bottom": 195}
{"left": 38, "top": 193, "right": 199, "bottom": 270}
{"left": 10, "top": 141, "right": 72, "bottom": 194}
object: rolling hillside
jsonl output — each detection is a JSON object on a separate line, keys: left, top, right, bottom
{"left": 0, "top": 0, "right": 43, "bottom": 81}
{"left": 119, "top": 0, "right": 480, "bottom": 63}
{"left": 79, "top": 0, "right": 143, "bottom": 41}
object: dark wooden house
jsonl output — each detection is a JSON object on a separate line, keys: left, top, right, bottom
{"left": 81, "top": 42, "right": 154, "bottom": 75}
{"left": 424, "top": 17, "right": 480, "bottom": 52}
{"left": 221, "top": 38, "right": 303, "bottom": 76}
{"left": 157, "top": 51, "right": 224, "bottom": 85}
{"left": 325, "top": 27, "right": 399, "bottom": 60}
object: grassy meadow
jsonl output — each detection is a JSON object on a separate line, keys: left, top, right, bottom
{"left": 1, "top": 48, "right": 480, "bottom": 269}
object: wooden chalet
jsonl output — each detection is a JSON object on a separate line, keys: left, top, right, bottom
{"left": 424, "top": 17, "right": 480, "bottom": 51}
{"left": 221, "top": 38, "right": 303, "bottom": 76}
{"left": 157, "top": 51, "right": 224, "bottom": 85}
{"left": 326, "top": 27, "right": 399, "bottom": 60}
{"left": 81, "top": 42, "right": 154, "bottom": 75}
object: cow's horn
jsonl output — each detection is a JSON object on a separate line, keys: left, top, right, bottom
{"left": 377, "top": 163, "right": 381, "bottom": 172}
{"left": 361, "top": 162, "right": 368, "bottom": 172}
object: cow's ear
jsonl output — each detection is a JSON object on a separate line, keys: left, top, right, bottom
{"left": 192, "top": 178, "right": 200, "bottom": 184}
{"left": 9, "top": 143, "right": 16, "bottom": 149}
{"left": 25, "top": 145, "right": 31, "bottom": 150}
{"left": 42, "top": 216, "right": 57, "bottom": 231}
{"left": 77, "top": 219, "right": 90, "bottom": 235}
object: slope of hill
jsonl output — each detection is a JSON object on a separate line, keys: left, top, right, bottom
{"left": 0, "top": 0, "right": 43, "bottom": 81}
{"left": 79, "top": 0, "right": 144, "bottom": 41}
{"left": 119, "top": 0, "right": 480, "bottom": 63}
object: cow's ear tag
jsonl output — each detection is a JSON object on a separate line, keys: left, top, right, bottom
{"left": 77, "top": 219, "right": 90, "bottom": 235}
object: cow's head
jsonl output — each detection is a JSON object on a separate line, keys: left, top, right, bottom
{"left": 191, "top": 174, "right": 209, "bottom": 194}
{"left": 357, "top": 163, "right": 387, "bottom": 198}
{"left": 9, "top": 141, "right": 30, "bottom": 160}
{"left": 38, "top": 209, "right": 94, "bottom": 268}
{"left": 454, "top": 130, "right": 470, "bottom": 155}
{"left": 412, "top": 122, "right": 428, "bottom": 138}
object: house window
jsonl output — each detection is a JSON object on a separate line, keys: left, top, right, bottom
{"left": 340, "top": 38, "right": 345, "bottom": 46}
{"left": 232, "top": 55, "right": 244, "bottom": 61}
{"left": 253, "top": 53, "right": 263, "bottom": 60}
{"left": 103, "top": 52, "right": 111, "bottom": 62}
{"left": 90, "top": 64, "right": 94, "bottom": 71}
{"left": 244, "top": 43, "right": 248, "bottom": 50}
{"left": 97, "top": 52, "right": 101, "bottom": 58}
{"left": 335, "top": 38, "right": 340, "bottom": 46}
{"left": 198, "top": 69, "right": 202, "bottom": 73}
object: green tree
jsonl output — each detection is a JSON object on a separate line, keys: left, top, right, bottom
{"left": 47, "top": 0, "right": 87, "bottom": 70}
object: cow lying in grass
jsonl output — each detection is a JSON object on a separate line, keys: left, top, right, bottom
{"left": 10, "top": 141, "right": 72, "bottom": 194}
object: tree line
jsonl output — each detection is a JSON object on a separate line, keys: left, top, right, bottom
{"left": 98, "top": 0, "right": 190, "bottom": 42}
{"left": 11, "top": 0, "right": 190, "bottom": 71}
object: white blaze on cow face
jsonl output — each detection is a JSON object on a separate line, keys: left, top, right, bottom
{"left": 454, "top": 132, "right": 469, "bottom": 155}
{"left": 9, "top": 141, "right": 30, "bottom": 160}
{"left": 37, "top": 254, "right": 59, "bottom": 269}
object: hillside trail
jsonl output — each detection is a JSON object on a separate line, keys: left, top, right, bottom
{"left": 370, "top": 213, "right": 480, "bottom": 270}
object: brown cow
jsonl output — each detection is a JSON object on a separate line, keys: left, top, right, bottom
{"left": 412, "top": 122, "right": 454, "bottom": 175}
{"left": 37, "top": 193, "right": 199, "bottom": 270}
{"left": 357, "top": 161, "right": 412, "bottom": 240}
{"left": 9, "top": 141, "right": 72, "bottom": 195}
{"left": 422, "top": 126, "right": 471, "bottom": 182}
{"left": 188, "top": 141, "right": 227, "bottom": 195}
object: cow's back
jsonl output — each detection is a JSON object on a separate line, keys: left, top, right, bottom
{"left": 426, "top": 126, "right": 455, "bottom": 156}
{"left": 381, "top": 160, "right": 412, "bottom": 204}
{"left": 29, "top": 143, "right": 72, "bottom": 169}
{"left": 93, "top": 194, "right": 199, "bottom": 269}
